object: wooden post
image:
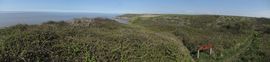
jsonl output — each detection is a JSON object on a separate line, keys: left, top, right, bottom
{"left": 210, "top": 48, "right": 212, "bottom": 55}
{"left": 197, "top": 50, "right": 200, "bottom": 58}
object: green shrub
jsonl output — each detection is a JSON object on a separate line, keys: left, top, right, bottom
{"left": 0, "top": 17, "right": 193, "bottom": 62}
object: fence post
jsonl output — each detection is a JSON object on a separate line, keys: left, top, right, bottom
{"left": 210, "top": 48, "right": 213, "bottom": 55}
{"left": 197, "top": 50, "right": 200, "bottom": 58}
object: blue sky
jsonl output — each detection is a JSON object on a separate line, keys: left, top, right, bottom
{"left": 0, "top": 0, "right": 270, "bottom": 17}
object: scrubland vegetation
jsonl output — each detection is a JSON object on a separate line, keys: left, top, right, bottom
{"left": 0, "top": 14, "right": 270, "bottom": 62}
{"left": 129, "top": 14, "right": 270, "bottom": 62}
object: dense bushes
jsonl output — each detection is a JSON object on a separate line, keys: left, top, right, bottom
{"left": 1, "top": 15, "right": 269, "bottom": 62}
{"left": 0, "top": 18, "right": 193, "bottom": 62}
{"left": 129, "top": 14, "right": 270, "bottom": 62}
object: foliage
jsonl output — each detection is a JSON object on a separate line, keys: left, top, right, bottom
{"left": 1, "top": 14, "right": 270, "bottom": 62}
{"left": 0, "top": 17, "right": 193, "bottom": 62}
{"left": 129, "top": 14, "right": 270, "bottom": 62}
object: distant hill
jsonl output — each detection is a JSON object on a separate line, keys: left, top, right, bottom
{"left": 0, "top": 14, "right": 270, "bottom": 62}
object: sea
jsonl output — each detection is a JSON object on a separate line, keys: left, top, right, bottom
{"left": 0, "top": 11, "right": 120, "bottom": 27}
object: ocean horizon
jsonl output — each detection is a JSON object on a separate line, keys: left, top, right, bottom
{"left": 0, "top": 11, "right": 120, "bottom": 27}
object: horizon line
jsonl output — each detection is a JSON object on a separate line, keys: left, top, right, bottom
{"left": 1, "top": 10, "right": 269, "bottom": 18}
